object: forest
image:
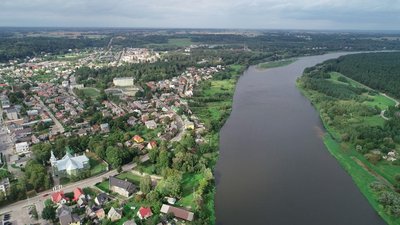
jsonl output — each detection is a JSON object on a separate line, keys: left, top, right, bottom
{"left": 3, "top": 28, "right": 400, "bottom": 62}
{"left": 324, "top": 52, "right": 400, "bottom": 98}
{"left": 75, "top": 49, "right": 272, "bottom": 90}
{"left": 298, "top": 53, "right": 400, "bottom": 224}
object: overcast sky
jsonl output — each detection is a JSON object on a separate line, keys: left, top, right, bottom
{"left": 1, "top": 0, "right": 400, "bottom": 30}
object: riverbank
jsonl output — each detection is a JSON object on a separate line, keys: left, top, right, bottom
{"left": 257, "top": 58, "right": 297, "bottom": 69}
{"left": 297, "top": 70, "right": 400, "bottom": 225}
{"left": 189, "top": 64, "right": 246, "bottom": 224}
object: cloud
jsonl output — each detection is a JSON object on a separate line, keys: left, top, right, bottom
{"left": 0, "top": 0, "right": 399, "bottom": 30}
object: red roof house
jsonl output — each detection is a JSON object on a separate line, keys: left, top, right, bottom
{"left": 73, "top": 188, "right": 84, "bottom": 201}
{"left": 137, "top": 207, "right": 153, "bottom": 220}
{"left": 51, "top": 191, "right": 67, "bottom": 204}
{"left": 133, "top": 135, "right": 144, "bottom": 143}
{"left": 147, "top": 140, "right": 157, "bottom": 150}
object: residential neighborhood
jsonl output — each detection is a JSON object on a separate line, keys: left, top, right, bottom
{"left": 0, "top": 43, "right": 221, "bottom": 225}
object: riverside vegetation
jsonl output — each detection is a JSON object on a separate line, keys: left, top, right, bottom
{"left": 297, "top": 52, "right": 400, "bottom": 225}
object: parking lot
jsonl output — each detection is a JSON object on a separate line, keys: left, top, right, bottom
{"left": 1, "top": 202, "right": 47, "bottom": 225}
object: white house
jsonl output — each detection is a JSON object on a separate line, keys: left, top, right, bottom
{"left": 113, "top": 77, "right": 134, "bottom": 87}
{"left": 0, "top": 178, "right": 10, "bottom": 195}
{"left": 15, "top": 142, "right": 29, "bottom": 153}
{"left": 145, "top": 120, "right": 157, "bottom": 129}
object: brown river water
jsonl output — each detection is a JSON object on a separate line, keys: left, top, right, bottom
{"left": 215, "top": 53, "right": 386, "bottom": 225}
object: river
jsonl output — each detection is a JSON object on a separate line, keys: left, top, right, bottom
{"left": 215, "top": 53, "right": 386, "bottom": 225}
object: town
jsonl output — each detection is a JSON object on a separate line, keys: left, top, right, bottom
{"left": 0, "top": 44, "right": 225, "bottom": 225}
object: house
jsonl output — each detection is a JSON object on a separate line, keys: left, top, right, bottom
{"left": 100, "top": 123, "right": 110, "bottom": 133}
{"left": 73, "top": 188, "right": 87, "bottom": 207}
{"left": 6, "top": 108, "right": 18, "bottom": 120}
{"left": 51, "top": 191, "right": 68, "bottom": 204}
{"left": 147, "top": 141, "right": 157, "bottom": 150}
{"left": 95, "top": 208, "right": 106, "bottom": 220}
{"left": 95, "top": 193, "right": 109, "bottom": 206}
{"left": 109, "top": 176, "right": 136, "bottom": 197}
{"left": 145, "top": 120, "right": 157, "bottom": 129}
{"left": 50, "top": 151, "right": 90, "bottom": 177}
{"left": 0, "top": 178, "right": 10, "bottom": 195}
{"left": 15, "top": 142, "right": 29, "bottom": 153}
{"left": 73, "top": 188, "right": 84, "bottom": 201}
{"left": 58, "top": 206, "right": 81, "bottom": 225}
{"left": 184, "top": 120, "right": 195, "bottom": 130}
{"left": 160, "top": 204, "right": 194, "bottom": 221}
{"left": 123, "top": 220, "right": 137, "bottom": 225}
{"left": 133, "top": 135, "right": 144, "bottom": 143}
{"left": 113, "top": 77, "right": 134, "bottom": 87}
{"left": 137, "top": 207, "right": 152, "bottom": 220}
{"left": 107, "top": 207, "right": 122, "bottom": 222}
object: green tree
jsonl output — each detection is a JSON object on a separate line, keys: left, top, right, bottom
{"left": 32, "top": 143, "right": 52, "bottom": 165}
{"left": 25, "top": 160, "right": 51, "bottom": 191}
{"left": 41, "top": 205, "right": 56, "bottom": 222}
{"left": 106, "top": 146, "right": 122, "bottom": 169}
{"left": 140, "top": 175, "right": 152, "bottom": 194}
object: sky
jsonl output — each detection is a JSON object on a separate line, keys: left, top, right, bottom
{"left": 1, "top": 0, "right": 400, "bottom": 30}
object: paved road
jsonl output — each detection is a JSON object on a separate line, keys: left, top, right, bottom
{"left": 158, "top": 101, "right": 185, "bottom": 142}
{"left": 34, "top": 96, "right": 65, "bottom": 134}
{"left": 0, "top": 154, "right": 150, "bottom": 216}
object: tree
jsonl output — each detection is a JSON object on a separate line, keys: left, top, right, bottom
{"left": 25, "top": 160, "right": 51, "bottom": 191}
{"left": 32, "top": 143, "right": 52, "bottom": 165}
{"left": 140, "top": 175, "right": 152, "bottom": 194}
{"left": 106, "top": 146, "right": 122, "bottom": 169}
{"left": 0, "top": 169, "right": 10, "bottom": 180}
{"left": 41, "top": 205, "right": 56, "bottom": 222}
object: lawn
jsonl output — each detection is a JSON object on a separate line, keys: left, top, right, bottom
{"left": 95, "top": 180, "right": 109, "bottom": 192}
{"left": 257, "top": 58, "right": 296, "bottom": 69}
{"left": 167, "top": 38, "right": 193, "bottom": 47}
{"left": 147, "top": 38, "right": 193, "bottom": 48}
{"left": 176, "top": 173, "right": 204, "bottom": 209}
{"left": 323, "top": 135, "right": 400, "bottom": 225}
{"left": 116, "top": 172, "right": 142, "bottom": 185}
{"left": 31, "top": 73, "right": 56, "bottom": 83}
{"left": 87, "top": 152, "right": 108, "bottom": 176}
{"left": 81, "top": 87, "right": 101, "bottom": 98}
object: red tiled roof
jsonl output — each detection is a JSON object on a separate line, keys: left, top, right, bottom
{"left": 51, "top": 191, "right": 65, "bottom": 203}
{"left": 73, "top": 188, "right": 84, "bottom": 201}
{"left": 139, "top": 207, "right": 152, "bottom": 219}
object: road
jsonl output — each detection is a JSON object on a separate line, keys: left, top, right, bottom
{"left": 34, "top": 95, "right": 65, "bottom": 134}
{"left": 0, "top": 162, "right": 138, "bottom": 215}
{"left": 379, "top": 93, "right": 399, "bottom": 121}
{"left": 157, "top": 100, "right": 185, "bottom": 142}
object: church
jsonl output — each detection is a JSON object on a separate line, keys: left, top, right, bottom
{"left": 50, "top": 150, "right": 90, "bottom": 177}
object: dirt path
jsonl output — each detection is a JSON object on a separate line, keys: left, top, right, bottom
{"left": 351, "top": 156, "right": 394, "bottom": 189}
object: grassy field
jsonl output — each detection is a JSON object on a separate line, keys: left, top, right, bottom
{"left": 31, "top": 73, "right": 55, "bottom": 82}
{"left": 116, "top": 172, "right": 142, "bottom": 185}
{"left": 191, "top": 64, "right": 244, "bottom": 124}
{"left": 81, "top": 87, "right": 101, "bottom": 98}
{"left": 297, "top": 75, "right": 400, "bottom": 225}
{"left": 95, "top": 180, "right": 109, "bottom": 192}
{"left": 147, "top": 38, "right": 193, "bottom": 48}
{"left": 257, "top": 58, "right": 296, "bottom": 69}
{"left": 177, "top": 173, "right": 204, "bottom": 209}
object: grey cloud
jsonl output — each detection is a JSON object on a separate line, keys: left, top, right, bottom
{"left": 0, "top": 0, "right": 399, "bottom": 29}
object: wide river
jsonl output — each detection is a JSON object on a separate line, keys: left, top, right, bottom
{"left": 215, "top": 53, "right": 386, "bottom": 225}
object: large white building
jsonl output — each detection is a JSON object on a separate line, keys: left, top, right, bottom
{"left": 15, "top": 142, "right": 29, "bottom": 153}
{"left": 113, "top": 77, "right": 134, "bottom": 87}
{"left": 50, "top": 151, "right": 90, "bottom": 177}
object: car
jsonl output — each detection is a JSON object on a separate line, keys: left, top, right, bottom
{"left": 3, "top": 221, "right": 12, "bottom": 225}
{"left": 3, "top": 214, "right": 10, "bottom": 221}
{"left": 42, "top": 193, "right": 49, "bottom": 197}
